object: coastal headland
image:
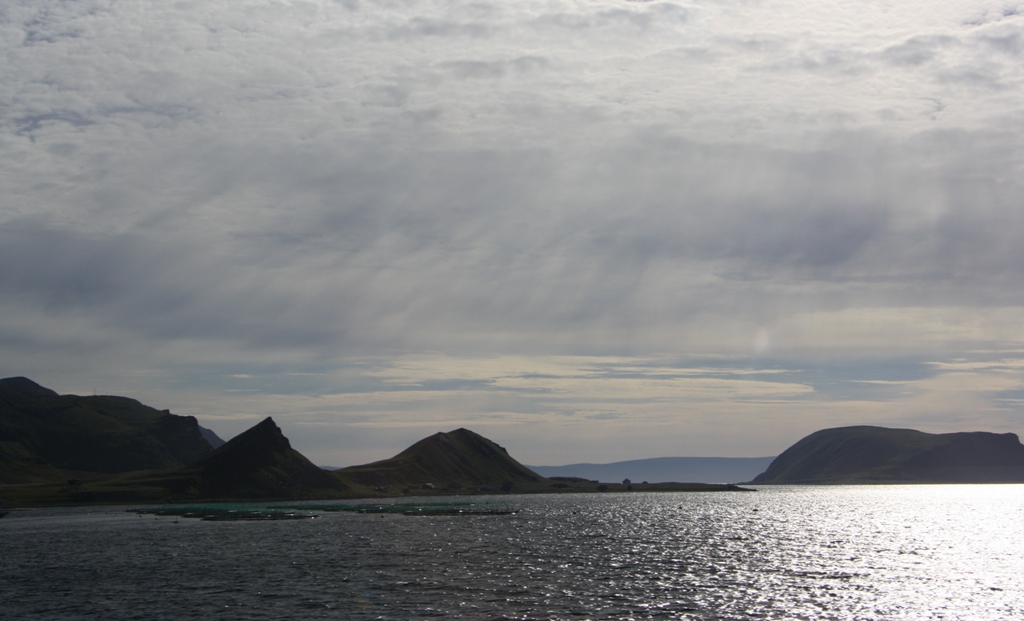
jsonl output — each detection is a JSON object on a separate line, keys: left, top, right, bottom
{"left": 0, "top": 377, "right": 749, "bottom": 507}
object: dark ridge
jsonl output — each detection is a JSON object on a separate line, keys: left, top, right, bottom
{"left": 0, "top": 378, "right": 214, "bottom": 476}
{"left": 752, "top": 425, "right": 1024, "bottom": 484}
{"left": 0, "top": 376, "right": 59, "bottom": 397}
{"left": 190, "top": 417, "right": 349, "bottom": 499}
{"left": 336, "top": 427, "right": 544, "bottom": 491}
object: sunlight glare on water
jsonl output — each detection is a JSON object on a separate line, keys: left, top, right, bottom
{"left": 1, "top": 486, "right": 1022, "bottom": 620}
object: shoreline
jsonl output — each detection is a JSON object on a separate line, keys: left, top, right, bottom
{"left": 1, "top": 481, "right": 755, "bottom": 510}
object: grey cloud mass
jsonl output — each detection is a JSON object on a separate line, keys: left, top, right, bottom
{"left": 2, "top": 0, "right": 1024, "bottom": 465}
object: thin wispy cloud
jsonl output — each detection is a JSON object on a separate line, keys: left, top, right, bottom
{"left": 2, "top": 0, "right": 1023, "bottom": 464}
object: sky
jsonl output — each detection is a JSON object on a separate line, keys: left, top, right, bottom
{"left": 2, "top": 0, "right": 1024, "bottom": 467}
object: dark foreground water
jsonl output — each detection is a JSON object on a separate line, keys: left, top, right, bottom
{"left": 2, "top": 486, "right": 1022, "bottom": 620}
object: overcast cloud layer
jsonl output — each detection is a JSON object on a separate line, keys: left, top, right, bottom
{"left": 2, "top": 0, "right": 1024, "bottom": 465}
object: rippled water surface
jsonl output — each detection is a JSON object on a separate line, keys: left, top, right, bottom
{"left": 2, "top": 486, "right": 1023, "bottom": 620}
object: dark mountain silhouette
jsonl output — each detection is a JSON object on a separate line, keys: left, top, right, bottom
{"left": 0, "top": 376, "right": 214, "bottom": 479}
{"left": 0, "top": 376, "right": 59, "bottom": 397}
{"left": 752, "top": 425, "right": 1024, "bottom": 484}
{"left": 0, "top": 377, "right": 750, "bottom": 506}
{"left": 335, "top": 428, "right": 544, "bottom": 492}
{"left": 188, "top": 417, "right": 350, "bottom": 499}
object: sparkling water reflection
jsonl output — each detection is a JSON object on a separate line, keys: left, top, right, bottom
{"left": 2, "top": 486, "right": 1022, "bottom": 620}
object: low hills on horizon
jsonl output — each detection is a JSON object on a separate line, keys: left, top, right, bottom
{"left": 5, "top": 376, "right": 1024, "bottom": 506}
{"left": 529, "top": 457, "right": 777, "bottom": 486}
{"left": 0, "top": 377, "right": 744, "bottom": 506}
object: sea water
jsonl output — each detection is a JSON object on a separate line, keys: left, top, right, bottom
{"left": 2, "top": 485, "right": 1022, "bottom": 620}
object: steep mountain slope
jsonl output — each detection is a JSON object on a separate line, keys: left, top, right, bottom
{"left": 199, "top": 426, "right": 226, "bottom": 448}
{"left": 752, "top": 426, "right": 1024, "bottom": 484}
{"left": 0, "top": 376, "right": 214, "bottom": 479}
{"left": 190, "top": 417, "right": 350, "bottom": 499}
{"left": 336, "top": 428, "right": 545, "bottom": 492}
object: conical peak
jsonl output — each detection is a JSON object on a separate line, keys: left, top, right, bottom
{"left": 220, "top": 417, "right": 291, "bottom": 452}
{"left": 253, "top": 416, "right": 279, "bottom": 431}
{"left": 191, "top": 416, "right": 346, "bottom": 498}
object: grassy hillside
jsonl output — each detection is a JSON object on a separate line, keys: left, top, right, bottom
{"left": 333, "top": 428, "right": 753, "bottom": 496}
{"left": 752, "top": 426, "right": 1024, "bottom": 484}
{"left": 335, "top": 428, "right": 547, "bottom": 493}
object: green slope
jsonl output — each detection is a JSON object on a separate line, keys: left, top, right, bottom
{"left": 335, "top": 428, "right": 545, "bottom": 492}
{"left": 753, "top": 425, "right": 1024, "bottom": 484}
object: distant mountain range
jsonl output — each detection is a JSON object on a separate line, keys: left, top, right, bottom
{"left": 753, "top": 425, "right": 1024, "bottom": 484}
{"left": 0, "top": 377, "right": 745, "bottom": 506}
{"left": 529, "top": 457, "right": 776, "bottom": 484}
{"left": 9, "top": 376, "right": 1021, "bottom": 507}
